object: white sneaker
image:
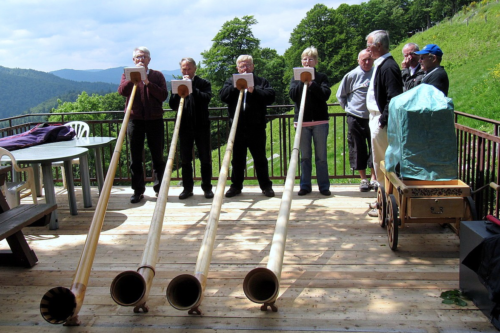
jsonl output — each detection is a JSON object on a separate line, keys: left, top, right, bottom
{"left": 359, "top": 179, "right": 370, "bottom": 192}
{"left": 368, "top": 208, "right": 378, "bottom": 217}
{"left": 370, "top": 180, "right": 379, "bottom": 191}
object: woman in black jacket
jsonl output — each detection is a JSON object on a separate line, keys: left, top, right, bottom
{"left": 289, "top": 46, "right": 331, "bottom": 196}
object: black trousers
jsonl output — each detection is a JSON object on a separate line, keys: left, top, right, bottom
{"left": 347, "top": 114, "right": 373, "bottom": 171}
{"left": 127, "top": 119, "right": 166, "bottom": 194}
{"left": 230, "top": 127, "right": 272, "bottom": 191}
{"left": 179, "top": 127, "right": 213, "bottom": 192}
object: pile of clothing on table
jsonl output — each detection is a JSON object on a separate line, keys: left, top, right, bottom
{"left": 0, "top": 123, "right": 75, "bottom": 151}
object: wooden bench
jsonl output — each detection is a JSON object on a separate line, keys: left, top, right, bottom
{"left": 0, "top": 203, "right": 57, "bottom": 267}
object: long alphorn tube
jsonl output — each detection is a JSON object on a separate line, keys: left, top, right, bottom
{"left": 110, "top": 85, "right": 189, "bottom": 312}
{"left": 167, "top": 83, "right": 246, "bottom": 315}
{"left": 40, "top": 72, "right": 142, "bottom": 326}
{"left": 243, "top": 73, "right": 311, "bottom": 311}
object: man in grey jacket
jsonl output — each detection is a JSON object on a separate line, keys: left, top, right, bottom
{"left": 336, "top": 50, "right": 376, "bottom": 192}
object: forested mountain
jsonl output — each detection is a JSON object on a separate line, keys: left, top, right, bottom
{"left": 0, "top": 66, "right": 117, "bottom": 119}
{"left": 1, "top": 0, "right": 483, "bottom": 120}
{"left": 50, "top": 67, "right": 182, "bottom": 85}
{"left": 198, "top": 0, "right": 478, "bottom": 109}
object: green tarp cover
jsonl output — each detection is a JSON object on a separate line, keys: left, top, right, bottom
{"left": 385, "top": 84, "right": 457, "bottom": 180}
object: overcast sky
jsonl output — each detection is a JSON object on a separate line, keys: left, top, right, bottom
{"left": 0, "top": 0, "right": 365, "bottom": 72}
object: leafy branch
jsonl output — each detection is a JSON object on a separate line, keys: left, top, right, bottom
{"left": 440, "top": 290, "right": 469, "bottom": 306}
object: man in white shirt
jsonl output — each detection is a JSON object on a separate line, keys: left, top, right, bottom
{"left": 365, "top": 30, "right": 403, "bottom": 217}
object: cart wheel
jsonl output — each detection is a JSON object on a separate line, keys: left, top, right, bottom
{"left": 387, "top": 194, "right": 399, "bottom": 251}
{"left": 377, "top": 186, "right": 387, "bottom": 228}
{"left": 463, "top": 196, "right": 478, "bottom": 221}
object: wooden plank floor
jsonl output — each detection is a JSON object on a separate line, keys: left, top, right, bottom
{"left": 0, "top": 185, "right": 496, "bottom": 332}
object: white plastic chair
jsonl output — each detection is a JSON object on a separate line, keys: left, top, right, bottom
{"left": 55, "top": 121, "right": 90, "bottom": 188}
{"left": 0, "top": 147, "right": 38, "bottom": 208}
{"left": 66, "top": 121, "right": 89, "bottom": 139}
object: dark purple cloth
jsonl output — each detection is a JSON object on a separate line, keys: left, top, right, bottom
{"left": 0, "top": 124, "right": 76, "bottom": 151}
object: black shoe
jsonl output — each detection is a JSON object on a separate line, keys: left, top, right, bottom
{"left": 262, "top": 187, "right": 275, "bottom": 197}
{"left": 320, "top": 189, "right": 331, "bottom": 196}
{"left": 298, "top": 189, "right": 311, "bottom": 196}
{"left": 225, "top": 188, "right": 241, "bottom": 198}
{"left": 130, "top": 193, "right": 144, "bottom": 203}
{"left": 204, "top": 190, "right": 214, "bottom": 199}
{"left": 179, "top": 189, "right": 193, "bottom": 200}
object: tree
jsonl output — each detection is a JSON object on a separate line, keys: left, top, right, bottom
{"left": 254, "top": 48, "right": 287, "bottom": 107}
{"left": 198, "top": 15, "right": 260, "bottom": 106}
{"left": 48, "top": 91, "right": 125, "bottom": 125}
{"left": 284, "top": 4, "right": 365, "bottom": 84}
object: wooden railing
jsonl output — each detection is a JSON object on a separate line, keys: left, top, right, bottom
{"left": 454, "top": 111, "right": 499, "bottom": 219}
{"left": 0, "top": 106, "right": 498, "bottom": 218}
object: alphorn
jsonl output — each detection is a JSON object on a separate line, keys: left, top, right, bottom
{"left": 40, "top": 70, "right": 142, "bottom": 326}
{"left": 110, "top": 84, "right": 190, "bottom": 312}
{"left": 166, "top": 79, "right": 247, "bottom": 315}
{"left": 243, "top": 71, "right": 312, "bottom": 311}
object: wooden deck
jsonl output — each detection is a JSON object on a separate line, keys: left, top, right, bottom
{"left": 0, "top": 185, "right": 497, "bottom": 332}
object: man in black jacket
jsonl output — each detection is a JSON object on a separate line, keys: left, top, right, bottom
{"left": 415, "top": 44, "right": 449, "bottom": 96}
{"left": 169, "top": 58, "right": 213, "bottom": 199}
{"left": 219, "top": 55, "right": 275, "bottom": 198}
{"left": 401, "top": 43, "right": 425, "bottom": 92}
{"left": 365, "top": 30, "right": 403, "bottom": 216}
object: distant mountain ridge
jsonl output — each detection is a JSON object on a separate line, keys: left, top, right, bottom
{"left": 0, "top": 66, "right": 118, "bottom": 119}
{"left": 50, "top": 67, "right": 182, "bottom": 84}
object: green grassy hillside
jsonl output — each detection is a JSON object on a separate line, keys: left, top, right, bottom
{"left": 181, "top": 1, "right": 500, "bottom": 188}
{"left": 330, "top": 0, "right": 500, "bottom": 132}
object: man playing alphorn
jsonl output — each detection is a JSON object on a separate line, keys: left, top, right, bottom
{"left": 118, "top": 46, "right": 168, "bottom": 204}
{"left": 219, "top": 55, "right": 276, "bottom": 198}
{"left": 169, "top": 58, "right": 214, "bottom": 199}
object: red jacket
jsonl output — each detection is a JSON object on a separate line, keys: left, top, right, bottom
{"left": 118, "top": 69, "right": 168, "bottom": 120}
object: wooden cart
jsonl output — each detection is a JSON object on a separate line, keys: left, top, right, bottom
{"left": 376, "top": 161, "right": 477, "bottom": 250}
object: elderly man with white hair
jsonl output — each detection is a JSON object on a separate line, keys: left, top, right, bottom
{"left": 118, "top": 46, "right": 168, "bottom": 204}
{"left": 365, "top": 30, "right": 403, "bottom": 217}
{"left": 219, "top": 55, "right": 276, "bottom": 198}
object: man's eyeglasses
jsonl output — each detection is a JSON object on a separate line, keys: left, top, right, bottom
{"left": 134, "top": 56, "right": 148, "bottom": 60}
{"left": 419, "top": 54, "right": 435, "bottom": 60}
{"left": 366, "top": 42, "right": 377, "bottom": 48}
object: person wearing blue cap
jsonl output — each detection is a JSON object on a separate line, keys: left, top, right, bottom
{"left": 414, "top": 44, "right": 449, "bottom": 96}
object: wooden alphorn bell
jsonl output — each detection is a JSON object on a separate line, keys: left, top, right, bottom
{"left": 109, "top": 83, "right": 190, "bottom": 312}
{"left": 166, "top": 78, "right": 247, "bottom": 315}
{"left": 243, "top": 71, "right": 312, "bottom": 311}
{"left": 39, "top": 70, "right": 142, "bottom": 326}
